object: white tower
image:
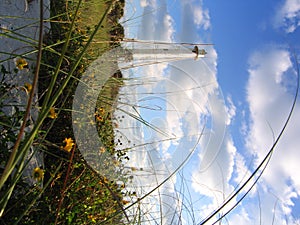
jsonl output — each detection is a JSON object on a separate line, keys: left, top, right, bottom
{"left": 118, "top": 39, "right": 209, "bottom": 67}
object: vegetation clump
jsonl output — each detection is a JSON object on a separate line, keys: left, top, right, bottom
{"left": 0, "top": 0, "right": 129, "bottom": 224}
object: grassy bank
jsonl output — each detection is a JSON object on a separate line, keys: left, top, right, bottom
{"left": 0, "top": 0, "right": 128, "bottom": 224}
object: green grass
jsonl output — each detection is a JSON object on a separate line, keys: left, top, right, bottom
{"left": 0, "top": 0, "right": 129, "bottom": 224}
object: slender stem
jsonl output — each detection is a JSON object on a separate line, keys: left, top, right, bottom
{"left": 54, "top": 145, "right": 75, "bottom": 225}
{"left": 13, "top": 162, "right": 63, "bottom": 225}
{"left": 0, "top": 0, "right": 44, "bottom": 200}
{"left": 41, "top": 0, "right": 83, "bottom": 110}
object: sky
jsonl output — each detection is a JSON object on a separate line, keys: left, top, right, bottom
{"left": 113, "top": 0, "right": 300, "bottom": 224}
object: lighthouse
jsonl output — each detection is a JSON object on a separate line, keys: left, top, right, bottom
{"left": 117, "top": 39, "right": 209, "bottom": 67}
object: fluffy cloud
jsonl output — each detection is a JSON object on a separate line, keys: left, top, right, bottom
{"left": 179, "top": 0, "right": 211, "bottom": 42}
{"left": 245, "top": 45, "right": 300, "bottom": 223}
{"left": 120, "top": 0, "right": 300, "bottom": 224}
{"left": 191, "top": 111, "right": 237, "bottom": 222}
{"left": 274, "top": 0, "right": 300, "bottom": 32}
{"left": 140, "top": 0, "right": 156, "bottom": 8}
{"left": 120, "top": 0, "right": 233, "bottom": 224}
{"left": 189, "top": 45, "right": 300, "bottom": 224}
{"left": 138, "top": 0, "right": 174, "bottom": 41}
{"left": 193, "top": 5, "right": 210, "bottom": 30}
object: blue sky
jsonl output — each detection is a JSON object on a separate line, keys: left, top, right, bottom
{"left": 116, "top": 0, "right": 300, "bottom": 224}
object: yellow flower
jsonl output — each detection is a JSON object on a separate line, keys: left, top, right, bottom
{"left": 24, "top": 82, "right": 32, "bottom": 93}
{"left": 122, "top": 199, "right": 130, "bottom": 205}
{"left": 33, "top": 167, "right": 44, "bottom": 182}
{"left": 99, "top": 146, "right": 106, "bottom": 153}
{"left": 61, "top": 138, "right": 74, "bottom": 152}
{"left": 98, "top": 107, "right": 105, "bottom": 114}
{"left": 15, "top": 58, "right": 28, "bottom": 70}
{"left": 88, "top": 215, "right": 96, "bottom": 223}
{"left": 95, "top": 115, "right": 103, "bottom": 122}
{"left": 48, "top": 107, "right": 57, "bottom": 119}
{"left": 100, "top": 176, "right": 108, "bottom": 184}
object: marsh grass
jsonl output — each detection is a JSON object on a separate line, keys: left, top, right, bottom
{"left": 0, "top": 0, "right": 130, "bottom": 224}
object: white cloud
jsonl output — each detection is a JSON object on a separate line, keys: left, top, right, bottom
{"left": 245, "top": 45, "right": 300, "bottom": 223}
{"left": 188, "top": 45, "right": 300, "bottom": 225}
{"left": 226, "top": 95, "right": 236, "bottom": 125}
{"left": 122, "top": 1, "right": 300, "bottom": 224}
{"left": 178, "top": 0, "right": 211, "bottom": 41}
{"left": 193, "top": 5, "right": 210, "bottom": 30}
{"left": 228, "top": 207, "right": 252, "bottom": 225}
{"left": 120, "top": 1, "right": 245, "bottom": 224}
{"left": 190, "top": 90, "right": 239, "bottom": 219}
{"left": 140, "top": 0, "right": 156, "bottom": 8}
{"left": 274, "top": 0, "right": 300, "bottom": 33}
{"left": 114, "top": 39, "right": 204, "bottom": 225}
{"left": 232, "top": 152, "right": 251, "bottom": 186}
{"left": 120, "top": 0, "right": 300, "bottom": 223}
{"left": 137, "top": 0, "right": 174, "bottom": 41}
{"left": 246, "top": 46, "right": 294, "bottom": 156}
{"left": 162, "top": 14, "right": 175, "bottom": 41}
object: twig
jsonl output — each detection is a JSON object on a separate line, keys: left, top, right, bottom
{"left": 54, "top": 144, "right": 76, "bottom": 225}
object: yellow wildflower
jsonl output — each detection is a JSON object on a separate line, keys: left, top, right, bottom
{"left": 15, "top": 58, "right": 28, "bottom": 70}
{"left": 33, "top": 167, "right": 44, "bottom": 182}
{"left": 98, "top": 107, "right": 105, "bottom": 114}
{"left": 122, "top": 200, "right": 130, "bottom": 205}
{"left": 101, "top": 176, "right": 108, "bottom": 184}
{"left": 95, "top": 115, "right": 103, "bottom": 122}
{"left": 61, "top": 138, "right": 74, "bottom": 152}
{"left": 24, "top": 82, "right": 32, "bottom": 93}
{"left": 99, "top": 146, "right": 106, "bottom": 153}
{"left": 88, "top": 215, "right": 96, "bottom": 223}
{"left": 48, "top": 107, "right": 57, "bottom": 119}
{"left": 99, "top": 176, "right": 109, "bottom": 185}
